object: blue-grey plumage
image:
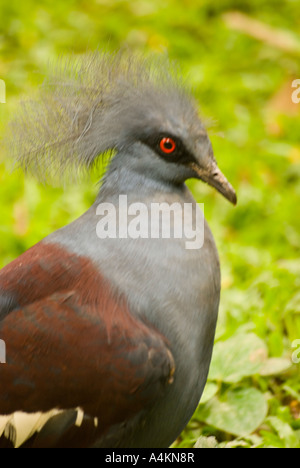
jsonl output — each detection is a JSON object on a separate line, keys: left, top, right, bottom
{"left": 1, "top": 50, "right": 236, "bottom": 448}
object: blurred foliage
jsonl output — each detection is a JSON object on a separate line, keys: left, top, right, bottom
{"left": 0, "top": 0, "right": 300, "bottom": 448}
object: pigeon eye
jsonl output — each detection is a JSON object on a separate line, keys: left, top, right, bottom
{"left": 159, "top": 137, "right": 176, "bottom": 154}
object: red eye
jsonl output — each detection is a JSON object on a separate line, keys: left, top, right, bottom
{"left": 159, "top": 137, "right": 176, "bottom": 154}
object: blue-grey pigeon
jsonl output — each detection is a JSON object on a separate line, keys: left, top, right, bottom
{"left": 0, "top": 51, "right": 236, "bottom": 448}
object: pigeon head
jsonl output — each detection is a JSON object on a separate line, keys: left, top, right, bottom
{"left": 7, "top": 50, "right": 236, "bottom": 204}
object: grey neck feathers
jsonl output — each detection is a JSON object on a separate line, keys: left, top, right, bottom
{"left": 97, "top": 150, "right": 186, "bottom": 203}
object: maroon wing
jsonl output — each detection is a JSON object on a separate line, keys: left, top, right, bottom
{"left": 0, "top": 242, "right": 175, "bottom": 447}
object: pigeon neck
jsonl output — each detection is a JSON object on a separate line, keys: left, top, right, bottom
{"left": 97, "top": 152, "right": 184, "bottom": 201}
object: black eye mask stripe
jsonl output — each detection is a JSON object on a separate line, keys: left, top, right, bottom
{"left": 140, "top": 132, "right": 198, "bottom": 166}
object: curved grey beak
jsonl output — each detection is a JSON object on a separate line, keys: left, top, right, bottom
{"left": 189, "top": 162, "right": 237, "bottom": 205}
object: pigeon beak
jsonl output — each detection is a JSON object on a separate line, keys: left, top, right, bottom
{"left": 189, "top": 162, "right": 237, "bottom": 205}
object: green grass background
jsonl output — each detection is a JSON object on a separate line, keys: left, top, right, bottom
{"left": 0, "top": 0, "right": 300, "bottom": 447}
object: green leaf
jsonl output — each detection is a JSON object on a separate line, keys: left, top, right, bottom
{"left": 284, "top": 291, "right": 300, "bottom": 314}
{"left": 200, "top": 382, "right": 218, "bottom": 404}
{"left": 197, "top": 387, "right": 268, "bottom": 437}
{"left": 259, "top": 358, "right": 292, "bottom": 376}
{"left": 194, "top": 436, "right": 219, "bottom": 448}
{"left": 208, "top": 333, "right": 267, "bottom": 383}
{"left": 267, "top": 417, "right": 300, "bottom": 448}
